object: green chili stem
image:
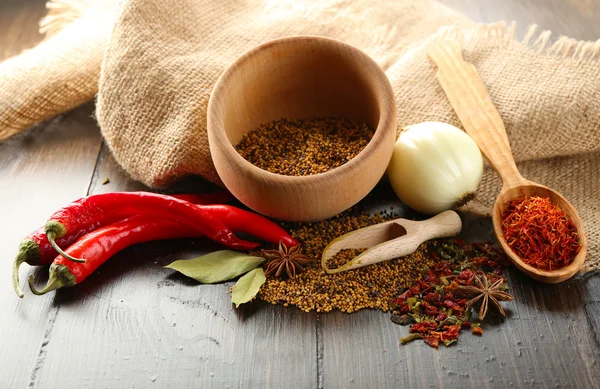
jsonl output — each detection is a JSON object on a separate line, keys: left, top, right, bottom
{"left": 28, "top": 275, "right": 63, "bottom": 295}
{"left": 28, "top": 264, "right": 76, "bottom": 296}
{"left": 12, "top": 254, "right": 26, "bottom": 298}
{"left": 46, "top": 232, "right": 86, "bottom": 263}
{"left": 12, "top": 239, "right": 42, "bottom": 298}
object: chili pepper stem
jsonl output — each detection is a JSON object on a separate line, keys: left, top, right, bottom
{"left": 12, "top": 239, "right": 42, "bottom": 298}
{"left": 12, "top": 258, "right": 25, "bottom": 298}
{"left": 45, "top": 221, "right": 86, "bottom": 263}
{"left": 28, "top": 264, "right": 76, "bottom": 296}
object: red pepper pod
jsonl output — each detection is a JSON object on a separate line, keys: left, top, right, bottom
{"left": 28, "top": 215, "right": 198, "bottom": 295}
{"left": 44, "top": 192, "right": 258, "bottom": 263}
{"left": 172, "top": 191, "right": 233, "bottom": 205}
{"left": 13, "top": 216, "right": 124, "bottom": 298}
{"left": 12, "top": 192, "right": 238, "bottom": 298}
{"left": 202, "top": 205, "right": 298, "bottom": 248}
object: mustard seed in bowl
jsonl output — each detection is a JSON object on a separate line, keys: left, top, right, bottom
{"left": 235, "top": 117, "right": 374, "bottom": 176}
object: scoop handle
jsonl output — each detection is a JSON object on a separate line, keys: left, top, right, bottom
{"left": 427, "top": 41, "right": 526, "bottom": 189}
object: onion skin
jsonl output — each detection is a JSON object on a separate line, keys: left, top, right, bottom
{"left": 387, "top": 122, "right": 483, "bottom": 214}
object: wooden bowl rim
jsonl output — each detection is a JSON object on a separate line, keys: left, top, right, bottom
{"left": 492, "top": 183, "right": 587, "bottom": 282}
{"left": 207, "top": 35, "right": 397, "bottom": 185}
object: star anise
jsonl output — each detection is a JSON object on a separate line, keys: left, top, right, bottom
{"left": 262, "top": 241, "right": 311, "bottom": 279}
{"left": 455, "top": 274, "right": 513, "bottom": 320}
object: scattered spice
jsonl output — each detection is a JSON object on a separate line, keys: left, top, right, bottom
{"left": 235, "top": 117, "right": 374, "bottom": 176}
{"left": 392, "top": 240, "right": 512, "bottom": 348}
{"left": 325, "top": 248, "right": 368, "bottom": 270}
{"left": 471, "top": 323, "right": 483, "bottom": 336}
{"left": 501, "top": 196, "right": 580, "bottom": 271}
{"left": 455, "top": 274, "right": 513, "bottom": 320}
{"left": 262, "top": 241, "right": 311, "bottom": 279}
{"left": 258, "top": 209, "right": 434, "bottom": 313}
{"left": 101, "top": 177, "right": 110, "bottom": 185}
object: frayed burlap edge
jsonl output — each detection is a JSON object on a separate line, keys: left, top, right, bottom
{"left": 40, "top": 0, "right": 119, "bottom": 36}
{"left": 431, "top": 22, "right": 600, "bottom": 62}
{"left": 40, "top": 0, "right": 95, "bottom": 36}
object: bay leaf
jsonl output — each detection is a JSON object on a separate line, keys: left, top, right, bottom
{"left": 231, "top": 268, "right": 266, "bottom": 308}
{"left": 165, "top": 250, "right": 264, "bottom": 284}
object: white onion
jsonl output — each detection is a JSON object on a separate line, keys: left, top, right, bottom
{"left": 387, "top": 122, "right": 483, "bottom": 214}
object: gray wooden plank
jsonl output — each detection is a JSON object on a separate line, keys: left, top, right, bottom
{"left": 31, "top": 147, "right": 318, "bottom": 388}
{"left": 322, "top": 2, "right": 600, "bottom": 388}
{"left": 0, "top": 105, "right": 103, "bottom": 388}
{"left": 0, "top": 1, "right": 104, "bottom": 386}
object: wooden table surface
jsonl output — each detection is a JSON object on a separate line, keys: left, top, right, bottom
{"left": 1, "top": 1, "right": 599, "bottom": 388}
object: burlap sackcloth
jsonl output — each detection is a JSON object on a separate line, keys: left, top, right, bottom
{"left": 1, "top": 0, "right": 599, "bottom": 271}
{"left": 0, "top": 0, "right": 114, "bottom": 138}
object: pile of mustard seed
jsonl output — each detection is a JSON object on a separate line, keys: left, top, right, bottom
{"left": 235, "top": 117, "right": 374, "bottom": 176}
{"left": 257, "top": 209, "right": 434, "bottom": 313}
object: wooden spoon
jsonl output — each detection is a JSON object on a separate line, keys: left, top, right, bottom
{"left": 321, "top": 210, "right": 461, "bottom": 274}
{"left": 427, "top": 41, "right": 587, "bottom": 283}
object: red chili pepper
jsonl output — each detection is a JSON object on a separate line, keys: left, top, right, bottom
{"left": 44, "top": 192, "right": 257, "bottom": 262}
{"left": 201, "top": 205, "right": 298, "bottom": 248}
{"left": 12, "top": 192, "right": 242, "bottom": 298}
{"left": 28, "top": 216, "right": 198, "bottom": 295}
{"left": 170, "top": 191, "right": 233, "bottom": 205}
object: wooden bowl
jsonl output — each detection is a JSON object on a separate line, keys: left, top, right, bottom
{"left": 207, "top": 36, "right": 396, "bottom": 221}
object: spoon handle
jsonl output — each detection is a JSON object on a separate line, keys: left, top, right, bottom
{"left": 427, "top": 41, "right": 526, "bottom": 189}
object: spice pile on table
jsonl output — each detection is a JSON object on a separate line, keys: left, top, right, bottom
{"left": 391, "top": 240, "right": 512, "bottom": 348}
{"left": 235, "top": 117, "right": 373, "bottom": 176}
{"left": 258, "top": 208, "right": 435, "bottom": 312}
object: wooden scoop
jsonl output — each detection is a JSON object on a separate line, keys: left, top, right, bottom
{"left": 321, "top": 210, "right": 461, "bottom": 274}
{"left": 427, "top": 41, "right": 587, "bottom": 284}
